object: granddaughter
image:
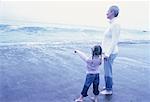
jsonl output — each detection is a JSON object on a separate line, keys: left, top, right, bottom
{"left": 74, "top": 45, "right": 102, "bottom": 102}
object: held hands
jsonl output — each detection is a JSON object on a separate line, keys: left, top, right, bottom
{"left": 102, "top": 53, "right": 109, "bottom": 60}
{"left": 104, "top": 56, "right": 109, "bottom": 60}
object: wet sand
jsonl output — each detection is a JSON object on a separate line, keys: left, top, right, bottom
{"left": 0, "top": 43, "right": 150, "bottom": 102}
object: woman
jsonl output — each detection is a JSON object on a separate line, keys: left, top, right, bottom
{"left": 101, "top": 5, "right": 120, "bottom": 95}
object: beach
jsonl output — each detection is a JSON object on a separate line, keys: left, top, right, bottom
{"left": 0, "top": 1, "right": 149, "bottom": 101}
{"left": 0, "top": 42, "right": 150, "bottom": 102}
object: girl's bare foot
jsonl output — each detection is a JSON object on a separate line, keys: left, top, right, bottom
{"left": 90, "top": 95, "right": 98, "bottom": 102}
{"left": 75, "top": 95, "right": 83, "bottom": 102}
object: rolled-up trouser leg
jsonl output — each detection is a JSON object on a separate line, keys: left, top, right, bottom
{"left": 104, "top": 54, "right": 117, "bottom": 91}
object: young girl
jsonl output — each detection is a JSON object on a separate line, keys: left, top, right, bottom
{"left": 74, "top": 45, "right": 102, "bottom": 102}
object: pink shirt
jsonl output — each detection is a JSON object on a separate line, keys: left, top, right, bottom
{"left": 75, "top": 50, "right": 102, "bottom": 74}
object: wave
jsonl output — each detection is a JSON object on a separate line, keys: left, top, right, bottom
{"left": 0, "top": 23, "right": 149, "bottom": 44}
{"left": 0, "top": 24, "right": 101, "bottom": 33}
{"left": 0, "top": 40, "right": 150, "bottom": 47}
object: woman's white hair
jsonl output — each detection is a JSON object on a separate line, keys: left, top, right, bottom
{"left": 110, "top": 5, "right": 119, "bottom": 17}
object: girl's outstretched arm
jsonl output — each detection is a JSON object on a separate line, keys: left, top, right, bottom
{"left": 74, "top": 50, "right": 89, "bottom": 62}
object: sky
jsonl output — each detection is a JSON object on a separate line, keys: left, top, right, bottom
{"left": 0, "top": 0, "right": 149, "bottom": 30}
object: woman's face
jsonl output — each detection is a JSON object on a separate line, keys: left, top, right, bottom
{"left": 106, "top": 8, "right": 114, "bottom": 20}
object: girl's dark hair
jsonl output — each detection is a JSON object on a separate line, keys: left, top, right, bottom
{"left": 92, "top": 45, "right": 102, "bottom": 59}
